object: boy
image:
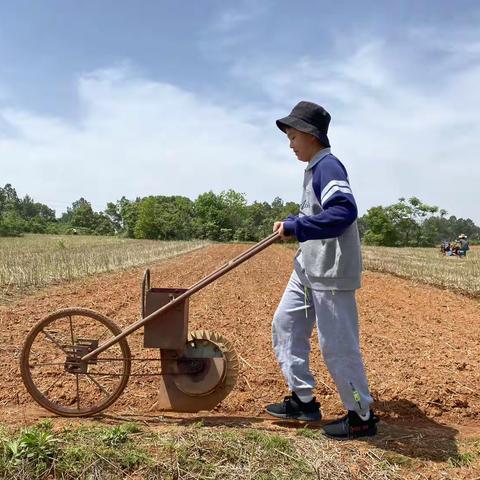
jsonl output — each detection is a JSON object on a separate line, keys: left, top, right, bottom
{"left": 266, "top": 101, "right": 378, "bottom": 439}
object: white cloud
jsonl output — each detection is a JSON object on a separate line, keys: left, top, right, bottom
{"left": 0, "top": 65, "right": 301, "bottom": 215}
{"left": 230, "top": 36, "right": 480, "bottom": 223}
{"left": 210, "top": 1, "right": 268, "bottom": 32}
{"left": 199, "top": 2, "right": 270, "bottom": 60}
{"left": 408, "top": 25, "right": 480, "bottom": 57}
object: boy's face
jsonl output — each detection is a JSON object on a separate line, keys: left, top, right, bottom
{"left": 286, "top": 127, "right": 323, "bottom": 163}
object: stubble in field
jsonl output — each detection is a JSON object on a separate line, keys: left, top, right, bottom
{"left": 0, "top": 235, "right": 208, "bottom": 302}
{"left": 362, "top": 245, "right": 480, "bottom": 296}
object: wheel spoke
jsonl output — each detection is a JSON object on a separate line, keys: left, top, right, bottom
{"left": 29, "top": 362, "right": 65, "bottom": 367}
{"left": 97, "top": 326, "right": 113, "bottom": 343}
{"left": 75, "top": 374, "right": 80, "bottom": 409}
{"left": 69, "top": 315, "right": 75, "bottom": 346}
{"left": 85, "top": 373, "right": 110, "bottom": 396}
{"left": 94, "top": 357, "right": 129, "bottom": 362}
{"left": 41, "top": 329, "right": 69, "bottom": 355}
{"left": 43, "top": 371, "right": 67, "bottom": 395}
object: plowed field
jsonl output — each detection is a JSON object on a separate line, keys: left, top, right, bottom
{"left": 1, "top": 243, "right": 479, "bottom": 434}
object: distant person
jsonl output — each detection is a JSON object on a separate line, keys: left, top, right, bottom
{"left": 266, "top": 101, "right": 378, "bottom": 439}
{"left": 440, "top": 240, "right": 451, "bottom": 255}
{"left": 458, "top": 234, "right": 469, "bottom": 256}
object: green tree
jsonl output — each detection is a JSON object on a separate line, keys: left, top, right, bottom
{"left": 361, "top": 206, "right": 398, "bottom": 246}
{"left": 0, "top": 210, "right": 25, "bottom": 236}
{"left": 238, "top": 201, "right": 273, "bottom": 241}
{"left": 119, "top": 197, "right": 140, "bottom": 238}
{"left": 59, "top": 198, "right": 116, "bottom": 235}
{"left": 220, "top": 190, "right": 247, "bottom": 241}
{"left": 0, "top": 184, "right": 21, "bottom": 213}
{"left": 135, "top": 197, "right": 159, "bottom": 239}
{"left": 134, "top": 195, "right": 194, "bottom": 240}
{"left": 68, "top": 198, "right": 96, "bottom": 230}
{"left": 362, "top": 197, "right": 442, "bottom": 247}
{"left": 0, "top": 184, "right": 25, "bottom": 236}
{"left": 165, "top": 196, "right": 194, "bottom": 239}
{"left": 105, "top": 202, "right": 123, "bottom": 233}
{"left": 193, "top": 191, "right": 227, "bottom": 240}
{"left": 94, "top": 212, "right": 116, "bottom": 235}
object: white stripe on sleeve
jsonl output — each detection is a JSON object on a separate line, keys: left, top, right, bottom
{"left": 322, "top": 186, "right": 353, "bottom": 205}
{"left": 320, "top": 180, "right": 351, "bottom": 203}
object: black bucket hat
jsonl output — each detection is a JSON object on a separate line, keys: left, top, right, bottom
{"left": 276, "top": 101, "right": 331, "bottom": 147}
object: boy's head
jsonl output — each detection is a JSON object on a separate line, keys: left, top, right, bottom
{"left": 276, "top": 101, "right": 331, "bottom": 162}
{"left": 285, "top": 128, "right": 324, "bottom": 163}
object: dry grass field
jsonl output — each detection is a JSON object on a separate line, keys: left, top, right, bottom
{"left": 0, "top": 235, "right": 208, "bottom": 301}
{"left": 362, "top": 245, "right": 480, "bottom": 297}
{"left": 2, "top": 236, "right": 479, "bottom": 301}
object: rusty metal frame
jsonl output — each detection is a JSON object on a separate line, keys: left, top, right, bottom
{"left": 82, "top": 232, "right": 280, "bottom": 362}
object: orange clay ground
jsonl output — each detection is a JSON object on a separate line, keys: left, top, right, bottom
{"left": 1, "top": 243, "right": 480, "bottom": 475}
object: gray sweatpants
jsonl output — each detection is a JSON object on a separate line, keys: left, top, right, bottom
{"left": 272, "top": 269, "right": 373, "bottom": 413}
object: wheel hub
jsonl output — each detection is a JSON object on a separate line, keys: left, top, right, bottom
{"left": 64, "top": 339, "right": 99, "bottom": 374}
{"left": 172, "top": 335, "right": 227, "bottom": 397}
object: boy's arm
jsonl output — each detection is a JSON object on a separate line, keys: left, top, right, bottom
{"left": 282, "top": 156, "right": 357, "bottom": 241}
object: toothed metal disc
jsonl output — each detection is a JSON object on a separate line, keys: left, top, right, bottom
{"left": 174, "top": 356, "right": 226, "bottom": 396}
{"left": 156, "top": 330, "right": 239, "bottom": 412}
{"left": 174, "top": 331, "right": 232, "bottom": 396}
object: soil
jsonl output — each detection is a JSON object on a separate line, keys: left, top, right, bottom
{"left": 1, "top": 243, "right": 480, "bottom": 476}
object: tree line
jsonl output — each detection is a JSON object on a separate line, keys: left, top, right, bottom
{"left": 1, "top": 183, "right": 478, "bottom": 246}
{"left": 358, "top": 197, "right": 479, "bottom": 246}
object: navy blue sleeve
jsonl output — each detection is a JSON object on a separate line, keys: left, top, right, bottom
{"left": 283, "top": 156, "right": 358, "bottom": 241}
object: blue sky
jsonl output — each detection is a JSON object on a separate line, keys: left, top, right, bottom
{"left": 1, "top": 0, "right": 479, "bottom": 222}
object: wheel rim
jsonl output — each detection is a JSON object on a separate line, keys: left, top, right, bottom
{"left": 20, "top": 308, "right": 131, "bottom": 417}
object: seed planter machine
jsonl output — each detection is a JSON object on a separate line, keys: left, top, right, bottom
{"left": 20, "top": 233, "right": 280, "bottom": 417}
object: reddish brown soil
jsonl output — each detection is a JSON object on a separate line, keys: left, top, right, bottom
{"left": 1, "top": 244, "right": 480, "bottom": 450}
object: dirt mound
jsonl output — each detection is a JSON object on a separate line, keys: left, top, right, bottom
{"left": 1, "top": 244, "right": 479, "bottom": 427}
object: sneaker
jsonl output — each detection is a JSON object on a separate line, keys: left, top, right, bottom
{"left": 265, "top": 392, "right": 321, "bottom": 421}
{"left": 322, "top": 410, "right": 379, "bottom": 440}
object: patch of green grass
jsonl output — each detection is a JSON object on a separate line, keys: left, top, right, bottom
{"left": 380, "top": 452, "right": 413, "bottom": 468}
{"left": 0, "top": 421, "right": 406, "bottom": 479}
{"left": 1, "top": 420, "right": 59, "bottom": 476}
{"left": 448, "top": 451, "right": 477, "bottom": 468}
{"left": 245, "top": 429, "right": 292, "bottom": 453}
{"left": 57, "top": 425, "right": 151, "bottom": 478}
{"left": 152, "top": 426, "right": 307, "bottom": 480}
{"left": 101, "top": 422, "right": 141, "bottom": 447}
{"left": 296, "top": 426, "right": 320, "bottom": 439}
{"left": 447, "top": 439, "right": 480, "bottom": 468}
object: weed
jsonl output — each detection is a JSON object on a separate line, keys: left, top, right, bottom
{"left": 381, "top": 452, "right": 413, "bottom": 468}
{"left": 190, "top": 419, "right": 205, "bottom": 429}
{"left": 296, "top": 427, "right": 320, "bottom": 439}
{"left": 57, "top": 423, "right": 149, "bottom": 477}
{"left": 2, "top": 422, "right": 59, "bottom": 476}
{"left": 101, "top": 422, "right": 141, "bottom": 447}
{"left": 245, "top": 430, "right": 292, "bottom": 453}
{"left": 448, "top": 451, "right": 477, "bottom": 467}
{"left": 447, "top": 440, "right": 480, "bottom": 468}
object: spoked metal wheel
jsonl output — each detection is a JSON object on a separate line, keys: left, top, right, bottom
{"left": 20, "top": 308, "right": 131, "bottom": 417}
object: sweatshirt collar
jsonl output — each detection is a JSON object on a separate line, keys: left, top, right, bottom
{"left": 305, "top": 147, "right": 331, "bottom": 171}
